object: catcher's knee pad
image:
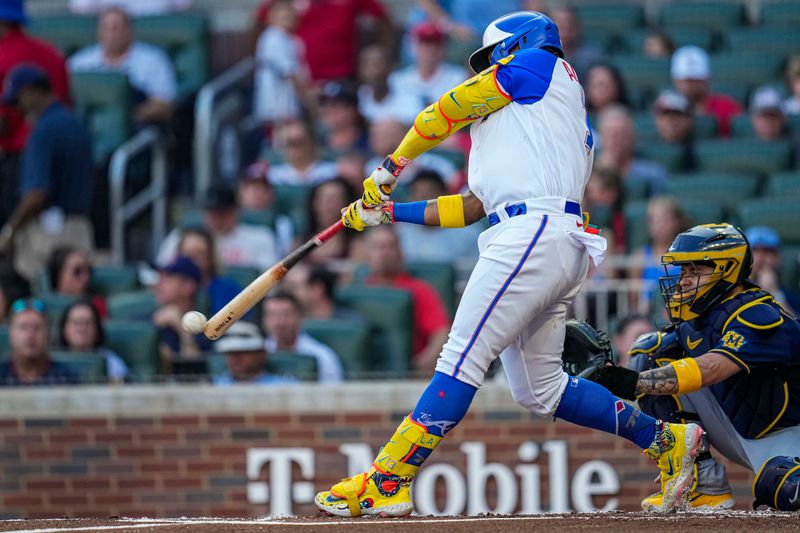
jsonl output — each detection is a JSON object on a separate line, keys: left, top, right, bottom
{"left": 753, "top": 456, "right": 800, "bottom": 511}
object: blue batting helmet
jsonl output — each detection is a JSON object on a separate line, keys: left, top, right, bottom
{"left": 468, "top": 11, "right": 562, "bottom": 74}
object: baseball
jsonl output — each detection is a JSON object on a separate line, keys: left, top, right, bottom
{"left": 181, "top": 311, "right": 207, "bottom": 334}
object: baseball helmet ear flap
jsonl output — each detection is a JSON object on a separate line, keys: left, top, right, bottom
{"left": 752, "top": 456, "right": 800, "bottom": 511}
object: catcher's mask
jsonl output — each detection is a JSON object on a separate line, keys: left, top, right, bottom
{"left": 659, "top": 223, "right": 752, "bottom": 324}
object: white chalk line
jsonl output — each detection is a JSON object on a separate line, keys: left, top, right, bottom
{"left": 5, "top": 512, "right": 794, "bottom": 533}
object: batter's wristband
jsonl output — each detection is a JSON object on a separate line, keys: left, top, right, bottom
{"left": 670, "top": 358, "right": 703, "bottom": 394}
{"left": 392, "top": 201, "right": 427, "bottom": 225}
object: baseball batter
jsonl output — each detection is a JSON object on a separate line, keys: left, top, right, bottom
{"left": 315, "top": 11, "right": 703, "bottom": 517}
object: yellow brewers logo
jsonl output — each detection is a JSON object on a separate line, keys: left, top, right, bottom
{"left": 721, "top": 330, "right": 746, "bottom": 351}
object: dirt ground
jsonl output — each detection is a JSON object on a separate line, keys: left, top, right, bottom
{"left": 0, "top": 512, "right": 797, "bottom": 533}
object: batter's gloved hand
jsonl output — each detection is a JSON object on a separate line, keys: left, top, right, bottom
{"left": 362, "top": 155, "right": 406, "bottom": 207}
{"left": 561, "top": 319, "right": 615, "bottom": 379}
{"left": 341, "top": 199, "right": 393, "bottom": 231}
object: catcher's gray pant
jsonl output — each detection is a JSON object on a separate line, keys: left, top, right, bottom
{"left": 631, "top": 354, "right": 800, "bottom": 493}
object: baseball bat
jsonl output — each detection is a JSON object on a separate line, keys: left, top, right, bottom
{"left": 201, "top": 220, "right": 345, "bottom": 340}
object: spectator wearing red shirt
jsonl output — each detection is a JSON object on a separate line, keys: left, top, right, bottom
{"left": 0, "top": 0, "right": 71, "bottom": 227}
{"left": 671, "top": 45, "right": 741, "bottom": 137}
{"left": 253, "top": 0, "right": 394, "bottom": 82}
{"left": 364, "top": 225, "right": 449, "bottom": 373}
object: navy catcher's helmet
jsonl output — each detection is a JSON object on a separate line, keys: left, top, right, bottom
{"left": 468, "top": 11, "right": 562, "bottom": 74}
{"left": 753, "top": 456, "right": 800, "bottom": 511}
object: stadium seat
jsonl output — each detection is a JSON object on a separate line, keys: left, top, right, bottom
{"left": 780, "top": 246, "right": 800, "bottom": 296}
{"left": 268, "top": 351, "right": 317, "bottom": 381}
{"left": 90, "top": 265, "right": 139, "bottom": 297}
{"left": 335, "top": 286, "right": 413, "bottom": 376}
{"left": 726, "top": 27, "right": 800, "bottom": 55}
{"left": 622, "top": 200, "right": 649, "bottom": 252}
{"left": 679, "top": 199, "right": 725, "bottom": 227}
{"left": 693, "top": 115, "right": 719, "bottom": 139}
{"left": 761, "top": 2, "right": 800, "bottom": 26}
{"left": 241, "top": 209, "right": 277, "bottom": 229}
{"left": 634, "top": 113, "right": 718, "bottom": 141}
{"left": 0, "top": 325, "right": 9, "bottom": 355}
{"left": 104, "top": 319, "right": 160, "bottom": 381}
{"left": 660, "top": 3, "right": 746, "bottom": 31}
{"left": 70, "top": 71, "right": 134, "bottom": 162}
{"left": 406, "top": 261, "right": 457, "bottom": 316}
{"left": 664, "top": 173, "right": 759, "bottom": 212}
{"left": 576, "top": 4, "right": 644, "bottom": 32}
{"left": 39, "top": 293, "right": 80, "bottom": 326}
{"left": 611, "top": 56, "right": 671, "bottom": 101}
{"left": 729, "top": 115, "right": 754, "bottom": 138}
{"left": 302, "top": 318, "right": 371, "bottom": 377}
{"left": 207, "top": 351, "right": 318, "bottom": 382}
{"left": 107, "top": 290, "right": 157, "bottom": 320}
{"left": 709, "top": 54, "right": 783, "bottom": 90}
{"left": 766, "top": 172, "right": 800, "bottom": 197}
{"left": 51, "top": 350, "right": 107, "bottom": 383}
{"left": 696, "top": 139, "right": 792, "bottom": 176}
{"left": 445, "top": 35, "right": 481, "bottom": 66}
{"left": 624, "top": 178, "right": 649, "bottom": 201}
{"left": 133, "top": 14, "right": 209, "bottom": 99}
{"left": 738, "top": 199, "right": 800, "bottom": 245}
{"left": 27, "top": 16, "right": 96, "bottom": 57}
{"left": 637, "top": 143, "right": 685, "bottom": 172}
{"left": 274, "top": 184, "right": 311, "bottom": 236}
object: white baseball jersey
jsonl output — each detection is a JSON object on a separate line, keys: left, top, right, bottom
{"left": 467, "top": 48, "right": 594, "bottom": 214}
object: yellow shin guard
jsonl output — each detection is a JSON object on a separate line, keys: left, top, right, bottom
{"left": 373, "top": 416, "right": 443, "bottom": 477}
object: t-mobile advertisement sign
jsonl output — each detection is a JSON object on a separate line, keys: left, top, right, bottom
{"left": 247, "top": 440, "right": 619, "bottom": 516}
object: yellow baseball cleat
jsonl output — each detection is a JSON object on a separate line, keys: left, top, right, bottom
{"left": 644, "top": 422, "right": 705, "bottom": 512}
{"left": 314, "top": 469, "right": 414, "bottom": 518}
{"left": 641, "top": 490, "right": 736, "bottom": 511}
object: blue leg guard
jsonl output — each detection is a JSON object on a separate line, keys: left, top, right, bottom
{"left": 411, "top": 371, "right": 477, "bottom": 438}
{"left": 555, "top": 376, "right": 657, "bottom": 449}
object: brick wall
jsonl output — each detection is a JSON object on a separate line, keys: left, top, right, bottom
{"left": 0, "top": 384, "right": 754, "bottom": 518}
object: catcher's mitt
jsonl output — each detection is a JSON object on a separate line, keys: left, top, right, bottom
{"left": 561, "top": 319, "right": 615, "bottom": 379}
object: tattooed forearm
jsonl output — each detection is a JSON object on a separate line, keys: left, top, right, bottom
{"left": 635, "top": 365, "right": 679, "bottom": 395}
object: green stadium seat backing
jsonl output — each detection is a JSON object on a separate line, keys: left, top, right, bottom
{"left": 738, "top": 199, "right": 800, "bottom": 245}
{"left": 104, "top": 319, "right": 159, "bottom": 381}
{"left": 665, "top": 173, "right": 759, "bottom": 211}
{"left": 51, "top": 350, "right": 107, "bottom": 383}
{"left": 221, "top": 266, "right": 258, "bottom": 289}
{"left": 634, "top": 113, "right": 717, "bottom": 141}
{"left": 612, "top": 56, "right": 671, "bottom": 98}
{"left": 207, "top": 351, "right": 318, "bottom": 382}
{"left": 302, "top": 318, "right": 371, "bottom": 377}
{"left": 637, "top": 143, "right": 685, "bottom": 172}
{"left": 678, "top": 199, "right": 725, "bottom": 227}
{"left": 624, "top": 178, "right": 649, "bottom": 201}
{"left": 576, "top": 4, "right": 644, "bottom": 32}
{"left": 70, "top": 71, "right": 134, "bottom": 162}
{"left": 90, "top": 265, "right": 139, "bottom": 297}
{"left": 274, "top": 184, "right": 311, "bottom": 235}
{"left": 406, "top": 261, "right": 456, "bottom": 317}
{"left": 28, "top": 16, "right": 96, "bottom": 57}
{"left": 622, "top": 200, "right": 649, "bottom": 252}
{"left": 39, "top": 293, "right": 80, "bottom": 326}
{"left": 766, "top": 172, "right": 800, "bottom": 197}
{"left": 729, "top": 115, "right": 754, "bottom": 138}
{"left": 726, "top": 27, "right": 800, "bottom": 55}
{"left": 133, "top": 14, "right": 209, "bottom": 99}
{"left": 0, "top": 325, "right": 9, "bottom": 355}
{"left": 696, "top": 139, "right": 791, "bottom": 176}
{"left": 622, "top": 28, "right": 715, "bottom": 55}
{"left": 779, "top": 246, "right": 800, "bottom": 294}
{"left": 709, "top": 54, "right": 783, "bottom": 90}
{"left": 660, "top": 3, "right": 746, "bottom": 31}
{"left": 107, "top": 290, "right": 157, "bottom": 320}
{"left": 761, "top": 3, "right": 800, "bottom": 26}
{"left": 335, "top": 286, "right": 413, "bottom": 376}
{"left": 241, "top": 209, "right": 278, "bottom": 229}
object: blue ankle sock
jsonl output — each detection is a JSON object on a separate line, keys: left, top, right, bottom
{"left": 411, "top": 371, "right": 477, "bottom": 437}
{"left": 554, "top": 376, "right": 657, "bottom": 449}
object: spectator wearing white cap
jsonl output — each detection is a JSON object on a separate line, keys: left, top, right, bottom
{"left": 212, "top": 322, "right": 296, "bottom": 385}
{"left": 750, "top": 86, "right": 787, "bottom": 142}
{"left": 671, "top": 45, "right": 742, "bottom": 137}
{"left": 652, "top": 89, "right": 695, "bottom": 170}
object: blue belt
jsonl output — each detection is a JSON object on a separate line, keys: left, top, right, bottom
{"left": 487, "top": 200, "right": 581, "bottom": 226}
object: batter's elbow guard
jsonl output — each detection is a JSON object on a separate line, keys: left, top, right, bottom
{"left": 753, "top": 456, "right": 800, "bottom": 511}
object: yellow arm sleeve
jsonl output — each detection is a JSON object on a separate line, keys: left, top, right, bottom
{"left": 391, "top": 59, "right": 513, "bottom": 163}
{"left": 437, "top": 194, "right": 465, "bottom": 228}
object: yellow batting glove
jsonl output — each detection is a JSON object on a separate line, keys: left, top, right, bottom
{"left": 341, "top": 200, "right": 393, "bottom": 232}
{"left": 362, "top": 155, "right": 405, "bottom": 207}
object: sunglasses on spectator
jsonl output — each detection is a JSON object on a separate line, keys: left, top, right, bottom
{"left": 10, "top": 298, "right": 46, "bottom": 316}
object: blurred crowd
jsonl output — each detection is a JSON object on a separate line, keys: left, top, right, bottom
{"left": 1, "top": 0, "right": 799, "bottom": 385}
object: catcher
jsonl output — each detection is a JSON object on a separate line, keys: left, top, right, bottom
{"left": 591, "top": 224, "right": 800, "bottom": 512}
{"left": 314, "top": 11, "right": 703, "bottom": 517}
